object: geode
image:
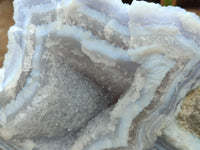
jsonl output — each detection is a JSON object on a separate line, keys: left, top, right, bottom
{"left": 0, "top": 0, "right": 199, "bottom": 150}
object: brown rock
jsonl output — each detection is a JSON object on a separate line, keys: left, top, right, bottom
{"left": 177, "top": 88, "right": 200, "bottom": 137}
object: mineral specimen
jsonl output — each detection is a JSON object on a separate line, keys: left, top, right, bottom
{"left": 0, "top": 0, "right": 199, "bottom": 150}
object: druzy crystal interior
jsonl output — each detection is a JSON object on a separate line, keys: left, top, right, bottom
{"left": 0, "top": 0, "right": 200, "bottom": 150}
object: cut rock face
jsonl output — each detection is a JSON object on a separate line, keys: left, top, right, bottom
{"left": 0, "top": 0, "right": 200, "bottom": 150}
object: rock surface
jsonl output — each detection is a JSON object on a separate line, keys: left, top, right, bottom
{"left": 177, "top": 88, "right": 200, "bottom": 138}
{"left": 0, "top": 0, "right": 199, "bottom": 150}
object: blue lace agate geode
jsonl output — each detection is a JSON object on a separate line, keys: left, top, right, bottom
{"left": 0, "top": 0, "right": 199, "bottom": 150}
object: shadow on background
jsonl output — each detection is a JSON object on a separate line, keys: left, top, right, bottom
{"left": 0, "top": 0, "right": 14, "bottom": 68}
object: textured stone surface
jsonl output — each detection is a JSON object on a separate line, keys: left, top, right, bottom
{"left": 0, "top": 0, "right": 199, "bottom": 150}
{"left": 177, "top": 88, "right": 200, "bottom": 137}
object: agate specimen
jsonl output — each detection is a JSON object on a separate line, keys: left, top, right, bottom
{"left": 0, "top": 0, "right": 199, "bottom": 150}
